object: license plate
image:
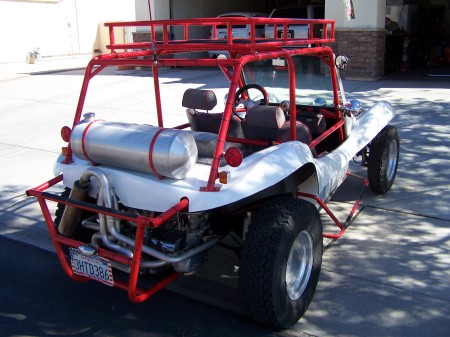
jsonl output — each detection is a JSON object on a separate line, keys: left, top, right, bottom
{"left": 70, "top": 248, "right": 114, "bottom": 286}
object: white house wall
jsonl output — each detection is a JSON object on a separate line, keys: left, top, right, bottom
{"left": 0, "top": 0, "right": 135, "bottom": 63}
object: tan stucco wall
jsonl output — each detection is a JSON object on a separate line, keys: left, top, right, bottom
{"left": 325, "top": 0, "right": 387, "bottom": 80}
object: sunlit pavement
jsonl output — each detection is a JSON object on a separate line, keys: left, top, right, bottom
{"left": 1, "top": 60, "right": 449, "bottom": 336}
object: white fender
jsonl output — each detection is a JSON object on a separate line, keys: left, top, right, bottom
{"left": 55, "top": 101, "right": 395, "bottom": 213}
{"left": 56, "top": 142, "right": 316, "bottom": 212}
{"left": 315, "top": 101, "right": 396, "bottom": 198}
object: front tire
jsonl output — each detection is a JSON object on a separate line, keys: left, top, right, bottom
{"left": 239, "top": 196, "right": 323, "bottom": 329}
{"left": 368, "top": 125, "right": 400, "bottom": 194}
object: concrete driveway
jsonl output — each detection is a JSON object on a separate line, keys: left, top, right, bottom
{"left": 0, "top": 60, "right": 449, "bottom": 336}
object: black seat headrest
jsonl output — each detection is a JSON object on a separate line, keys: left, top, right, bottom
{"left": 243, "top": 105, "right": 311, "bottom": 145}
{"left": 245, "top": 105, "right": 285, "bottom": 129}
{"left": 182, "top": 88, "right": 217, "bottom": 111}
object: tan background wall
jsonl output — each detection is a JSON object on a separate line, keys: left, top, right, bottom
{"left": 329, "top": 30, "right": 386, "bottom": 80}
{"left": 325, "top": 0, "right": 386, "bottom": 80}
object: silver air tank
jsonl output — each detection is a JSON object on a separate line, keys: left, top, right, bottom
{"left": 70, "top": 115, "right": 198, "bottom": 179}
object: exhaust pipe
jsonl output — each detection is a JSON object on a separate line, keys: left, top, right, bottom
{"left": 58, "top": 179, "right": 89, "bottom": 237}
{"left": 80, "top": 167, "right": 133, "bottom": 258}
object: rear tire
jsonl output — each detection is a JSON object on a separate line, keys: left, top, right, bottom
{"left": 239, "top": 196, "right": 323, "bottom": 329}
{"left": 54, "top": 187, "right": 70, "bottom": 228}
{"left": 368, "top": 125, "right": 399, "bottom": 194}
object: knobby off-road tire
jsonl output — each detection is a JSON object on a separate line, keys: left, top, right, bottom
{"left": 239, "top": 196, "right": 323, "bottom": 329}
{"left": 54, "top": 187, "right": 71, "bottom": 228}
{"left": 368, "top": 125, "right": 400, "bottom": 194}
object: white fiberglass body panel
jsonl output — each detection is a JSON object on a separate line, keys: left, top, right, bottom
{"left": 56, "top": 142, "right": 313, "bottom": 213}
{"left": 315, "top": 101, "right": 396, "bottom": 198}
{"left": 55, "top": 101, "right": 395, "bottom": 212}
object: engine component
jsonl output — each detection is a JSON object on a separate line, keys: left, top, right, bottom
{"left": 70, "top": 119, "right": 198, "bottom": 179}
{"left": 65, "top": 166, "right": 216, "bottom": 275}
{"left": 173, "top": 251, "right": 208, "bottom": 273}
{"left": 149, "top": 230, "right": 186, "bottom": 254}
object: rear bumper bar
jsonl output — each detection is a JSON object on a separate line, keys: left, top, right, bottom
{"left": 26, "top": 174, "right": 192, "bottom": 303}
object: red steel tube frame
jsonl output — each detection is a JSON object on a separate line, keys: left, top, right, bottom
{"left": 27, "top": 17, "right": 356, "bottom": 303}
{"left": 297, "top": 171, "right": 368, "bottom": 239}
{"left": 26, "top": 175, "right": 190, "bottom": 302}
{"left": 63, "top": 49, "right": 345, "bottom": 187}
{"left": 308, "top": 119, "right": 345, "bottom": 149}
{"left": 103, "top": 18, "right": 335, "bottom": 50}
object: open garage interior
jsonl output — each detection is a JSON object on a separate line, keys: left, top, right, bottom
{"left": 169, "top": 0, "right": 450, "bottom": 77}
{"left": 385, "top": 0, "right": 450, "bottom": 76}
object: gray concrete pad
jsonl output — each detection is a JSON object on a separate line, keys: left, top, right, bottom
{"left": 1, "top": 62, "right": 449, "bottom": 336}
{"left": 0, "top": 190, "right": 56, "bottom": 253}
{"left": 0, "top": 144, "right": 61, "bottom": 252}
{"left": 322, "top": 207, "right": 450, "bottom": 301}
{"left": 0, "top": 55, "right": 91, "bottom": 82}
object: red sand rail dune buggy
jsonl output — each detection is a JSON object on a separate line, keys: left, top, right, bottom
{"left": 27, "top": 17, "right": 399, "bottom": 329}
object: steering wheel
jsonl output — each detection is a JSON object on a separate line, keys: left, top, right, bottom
{"left": 234, "top": 84, "right": 269, "bottom": 110}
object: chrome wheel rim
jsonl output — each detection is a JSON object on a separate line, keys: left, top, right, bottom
{"left": 286, "top": 230, "right": 314, "bottom": 300}
{"left": 387, "top": 139, "right": 398, "bottom": 181}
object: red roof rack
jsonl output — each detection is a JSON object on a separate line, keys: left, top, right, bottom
{"left": 103, "top": 18, "right": 335, "bottom": 57}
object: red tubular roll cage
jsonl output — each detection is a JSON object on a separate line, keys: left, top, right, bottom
{"left": 26, "top": 17, "right": 365, "bottom": 301}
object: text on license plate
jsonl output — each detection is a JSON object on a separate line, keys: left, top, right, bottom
{"left": 70, "top": 248, "right": 114, "bottom": 286}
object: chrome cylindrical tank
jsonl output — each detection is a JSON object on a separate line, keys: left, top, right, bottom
{"left": 70, "top": 120, "right": 198, "bottom": 179}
